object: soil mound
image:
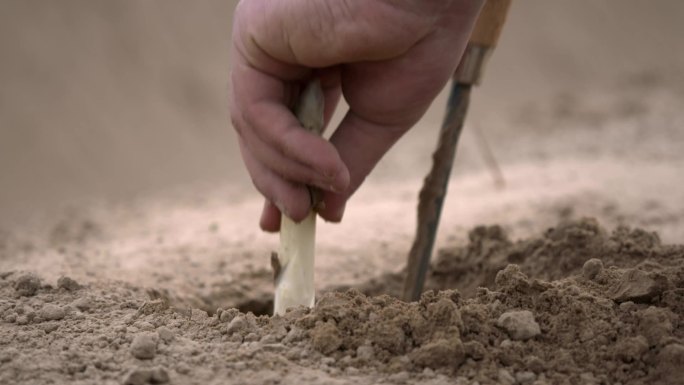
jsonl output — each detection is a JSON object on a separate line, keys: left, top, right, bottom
{"left": 357, "top": 218, "right": 680, "bottom": 299}
{"left": 1, "top": 219, "right": 683, "bottom": 384}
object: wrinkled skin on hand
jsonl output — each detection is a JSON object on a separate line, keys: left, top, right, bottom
{"left": 229, "top": 0, "right": 483, "bottom": 231}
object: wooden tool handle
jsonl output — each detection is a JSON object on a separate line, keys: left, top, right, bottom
{"left": 469, "top": 0, "right": 512, "bottom": 47}
{"left": 454, "top": 0, "right": 512, "bottom": 84}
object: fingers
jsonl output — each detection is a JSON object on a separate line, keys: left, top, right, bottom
{"left": 238, "top": 138, "right": 312, "bottom": 222}
{"left": 242, "top": 100, "right": 349, "bottom": 191}
{"left": 317, "top": 111, "right": 410, "bottom": 222}
{"left": 314, "top": 29, "right": 466, "bottom": 223}
{"left": 231, "top": 0, "right": 483, "bottom": 231}
{"left": 231, "top": 67, "right": 346, "bottom": 178}
{"left": 260, "top": 200, "right": 282, "bottom": 232}
{"left": 235, "top": 102, "right": 345, "bottom": 193}
{"left": 229, "top": 53, "right": 350, "bottom": 221}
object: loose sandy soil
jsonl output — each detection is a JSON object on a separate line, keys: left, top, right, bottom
{"left": 1, "top": 219, "right": 683, "bottom": 385}
{"left": 1, "top": 1, "right": 684, "bottom": 384}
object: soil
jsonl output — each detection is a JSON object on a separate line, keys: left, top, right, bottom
{"left": 1, "top": 219, "right": 683, "bottom": 385}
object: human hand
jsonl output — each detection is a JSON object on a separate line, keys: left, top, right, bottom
{"left": 229, "top": 0, "right": 483, "bottom": 231}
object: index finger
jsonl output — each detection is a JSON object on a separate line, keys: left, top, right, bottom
{"left": 231, "top": 57, "right": 350, "bottom": 191}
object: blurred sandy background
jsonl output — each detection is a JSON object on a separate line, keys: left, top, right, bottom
{"left": 2, "top": 0, "right": 683, "bottom": 223}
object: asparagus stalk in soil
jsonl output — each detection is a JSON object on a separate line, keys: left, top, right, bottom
{"left": 272, "top": 80, "right": 325, "bottom": 316}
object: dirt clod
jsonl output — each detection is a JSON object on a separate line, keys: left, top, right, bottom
{"left": 515, "top": 371, "right": 536, "bottom": 384}
{"left": 39, "top": 303, "right": 65, "bottom": 321}
{"left": 0, "top": 347, "right": 18, "bottom": 363}
{"left": 610, "top": 268, "right": 667, "bottom": 303}
{"left": 226, "top": 313, "right": 255, "bottom": 335}
{"left": 157, "top": 326, "right": 175, "bottom": 343}
{"left": 496, "top": 310, "right": 541, "bottom": 340}
{"left": 582, "top": 258, "right": 603, "bottom": 280}
{"left": 14, "top": 273, "right": 41, "bottom": 296}
{"left": 498, "top": 368, "right": 515, "bottom": 385}
{"left": 655, "top": 344, "right": 684, "bottom": 385}
{"left": 130, "top": 332, "right": 159, "bottom": 360}
{"left": 311, "top": 320, "right": 343, "bottom": 354}
{"left": 636, "top": 306, "right": 674, "bottom": 346}
{"left": 410, "top": 336, "right": 465, "bottom": 368}
{"left": 123, "top": 366, "right": 169, "bottom": 385}
{"left": 356, "top": 345, "right": 374, "bottom": 362}
{"left": 614, "top": 335, "right": 648, "bottom": 362}
{"left": 219, "top": 308, "right": 238, "bottom": 323}
{"left": 57, "top": 276, "right": 81, "bottom": 291}
{"left": 70, "top": 296, "right": 92, "bottom": 311}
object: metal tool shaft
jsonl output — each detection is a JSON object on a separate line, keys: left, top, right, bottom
{"left": 402, "top": 0, "right": 511, "bottom": 302}
{"left": 402, "top": 83, "right": 471, "bottom": 302}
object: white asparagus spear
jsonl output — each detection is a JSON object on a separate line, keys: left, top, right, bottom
{"left": 273, "top": 80, "right": 325, "bottom": 316}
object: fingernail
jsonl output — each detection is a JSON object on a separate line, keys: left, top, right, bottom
{"left": 312, "top": 181, "right": 337, "bottom": 193}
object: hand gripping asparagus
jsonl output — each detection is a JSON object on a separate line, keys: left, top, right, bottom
{"left": 272, "top": 80, "right": 325, "bottom": 316}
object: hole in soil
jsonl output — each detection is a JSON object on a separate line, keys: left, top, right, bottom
{"left": 235, "top": 297, "right": 273, "bottom": 316}
{"left": 507, "top": 251, "right": 526, "bottom": 264}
